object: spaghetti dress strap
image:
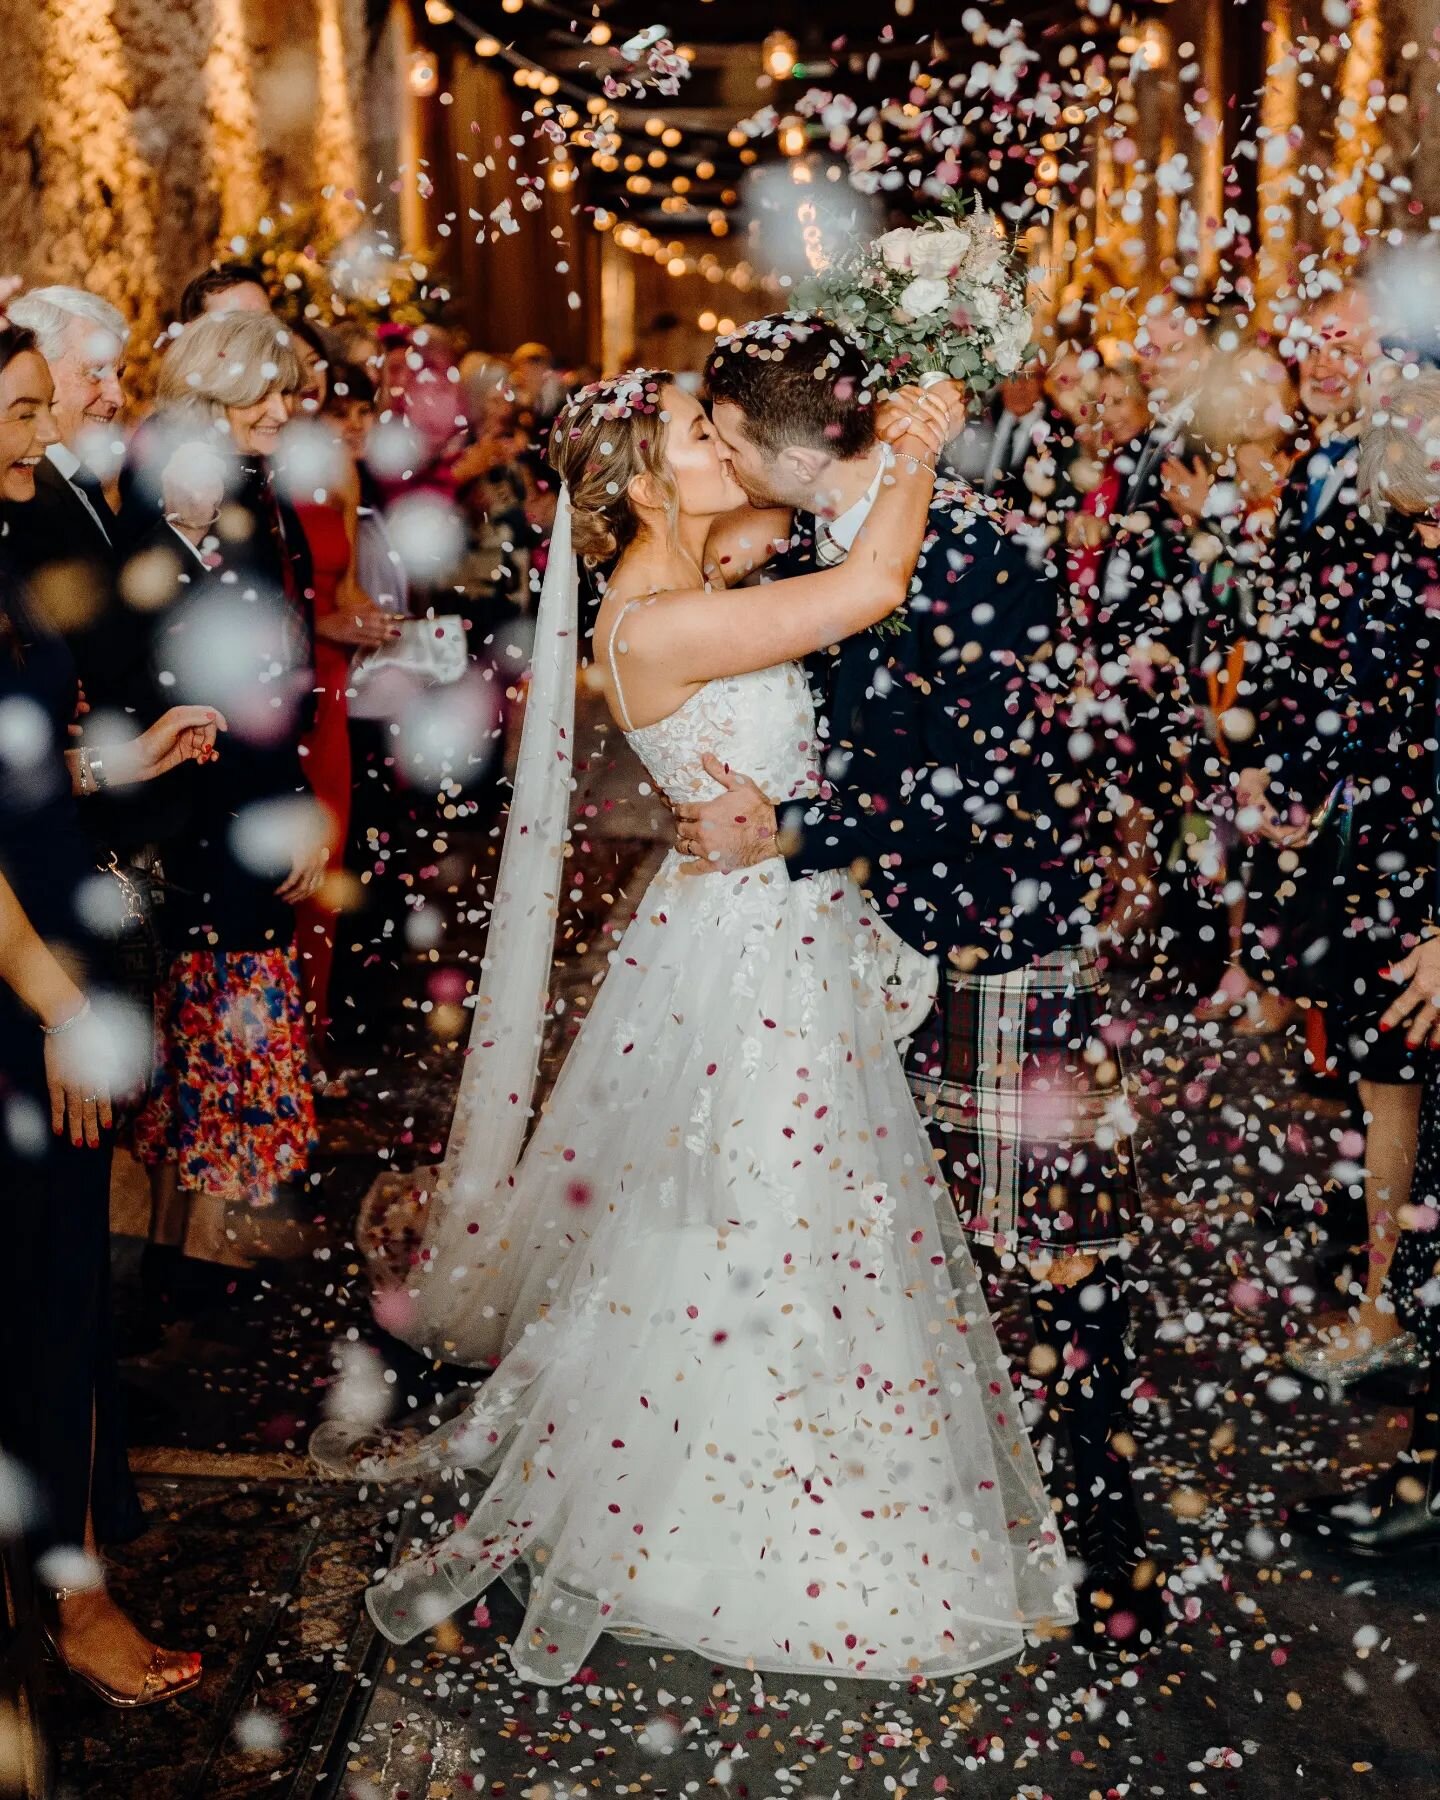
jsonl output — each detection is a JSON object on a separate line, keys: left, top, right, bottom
{"left": 604, "top": 600, "right": 643, "bottom": 733}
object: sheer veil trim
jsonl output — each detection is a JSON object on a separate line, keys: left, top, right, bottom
{"left": 358, "top": 487, "right": 579, "bottom": 1367}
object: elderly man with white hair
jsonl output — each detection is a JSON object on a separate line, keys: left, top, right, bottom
{"left": 1, "top": 287, "right": 149, "bottom": 707}
{"left": 6, "top": 285, "right": 128, "bottom": 522}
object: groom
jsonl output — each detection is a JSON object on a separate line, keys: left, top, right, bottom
{"left": 682, "top": 313, "right": 1166, "bottom": 1658}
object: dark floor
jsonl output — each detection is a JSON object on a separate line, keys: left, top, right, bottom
{"left": 39, "top": 755, "right": 1440, "bottom": 1798}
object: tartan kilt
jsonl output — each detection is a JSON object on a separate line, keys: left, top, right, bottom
{"left": 907, "top": 945, "right": 1142, "bottom": 1257}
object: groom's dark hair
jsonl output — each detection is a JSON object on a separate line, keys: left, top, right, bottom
{"left": 703, "top": 312, "right": 877, "bottom": 461}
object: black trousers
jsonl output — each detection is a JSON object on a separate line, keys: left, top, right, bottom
{"left": 0, "top": 1034, "right": 140, "bottom": 1556}
{"left": 328, "top": 719, "right": 415, "bottom": 1059}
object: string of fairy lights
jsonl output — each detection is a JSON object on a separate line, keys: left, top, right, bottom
{"left": 402, "top": 6, "right": 1181, "bottom": 329}
{"left": 407, "top": 3, "right": 801, "bottom": 305}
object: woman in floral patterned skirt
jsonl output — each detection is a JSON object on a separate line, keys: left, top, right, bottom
{"left": 123, "top": 312, "right": 327, "bottom": 1298}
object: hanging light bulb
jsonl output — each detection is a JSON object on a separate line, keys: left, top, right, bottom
{"left": 762, "top": 30, "right": 798, "bottom": 82}
{"left": 424, "top": 0, "right": 454, "bottom": 21}
{"left": 408, "top": 49, "right": 440, "bottom": 97}
{"left": 779, "top": 115, "right": 807, "bottom": 157}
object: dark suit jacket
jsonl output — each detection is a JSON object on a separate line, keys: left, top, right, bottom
{"left": 1, "top": 458, "right": 182, "bottom": 857}
{"left": 0, "top": 457, "right": 160, "bottom": 720}
{"left": 1247, "top": 447, "right": 1392, "bottom": 803}
{"left": 778, "top": 478, "right": 1091, "bottom": 971}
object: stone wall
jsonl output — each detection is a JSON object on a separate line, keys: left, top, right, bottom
{"left": 0, "top": 0, "right": 375, "bottom": 362}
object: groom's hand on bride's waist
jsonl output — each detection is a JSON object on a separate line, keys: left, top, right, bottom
{"left": 672, "top": 755, "right": 779, "bottom": 875}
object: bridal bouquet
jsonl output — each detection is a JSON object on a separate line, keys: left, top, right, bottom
{"left": 816, "top": 195, "right": 1031, "bottom": 391}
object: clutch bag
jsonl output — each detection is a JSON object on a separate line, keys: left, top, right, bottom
{"left": 351, "top": 615, "right": 468, "bottom": 691}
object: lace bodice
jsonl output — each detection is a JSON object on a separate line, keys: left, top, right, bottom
{"left": 620, "top": 663, "right": 820, "bottom": 807}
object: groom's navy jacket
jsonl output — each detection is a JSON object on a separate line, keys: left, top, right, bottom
{"left": 774, "top": 477, "right": 1091, "bottom": 973}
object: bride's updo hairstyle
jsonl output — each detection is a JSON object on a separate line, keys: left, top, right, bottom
{"left": 548, "top": 369, "right": 678, "bottom": 564}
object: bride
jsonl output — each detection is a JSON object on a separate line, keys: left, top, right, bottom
{"left": 314, "top": 364, "right": 1075, "bottom": 1684}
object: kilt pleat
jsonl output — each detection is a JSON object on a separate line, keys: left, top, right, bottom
{"left": 907, "top": 945, "right": 1142, "bottom": 1256}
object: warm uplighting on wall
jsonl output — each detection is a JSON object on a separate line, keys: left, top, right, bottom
{"left": 206, "top": 0, "right": 266, "bottom": 239}
{"left": 409, "top": 48, "right": 439, "bottom": 96}
{"left": 763, "top": 31, "right": 797, "bottom": 82}
{"left": 315, "top": 0, "right": 362, "bottom": 237}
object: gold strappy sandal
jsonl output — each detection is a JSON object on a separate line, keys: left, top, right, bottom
{"left": 43, "top": 1586, "right": 202, "bottom": 1709}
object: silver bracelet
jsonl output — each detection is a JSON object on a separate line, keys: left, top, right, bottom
{"left": 42, "top": 997, "right": 90, "bottom": 1037}
{"left": 88, "top": 750, "right": 108, "bottom": 791}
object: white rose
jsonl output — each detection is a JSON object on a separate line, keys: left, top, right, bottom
{"left": 968, "top": 284, "right": 1003, "bottom": 328}
{"left": 876, "top": 227, "right": 923, "bottom": 271}
{"left": 909, "top": 224, "right": 971, "bottom": 280}
{"left": 899, "top": 275, "right": 952, "bottom": 317}
{"left": 990, "top": 309, "right": 1032, "bottom": 375}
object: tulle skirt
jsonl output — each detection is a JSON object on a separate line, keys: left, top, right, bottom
{"left": 314, "top": 854, "right": 1074, "bottom": 1683}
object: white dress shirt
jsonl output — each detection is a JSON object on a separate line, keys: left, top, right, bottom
{"left": 813, "top": 451, "right": 890, "bottom": 561}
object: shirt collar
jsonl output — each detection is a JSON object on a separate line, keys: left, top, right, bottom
{"left": 46, "top": 442, "right": 81, "bottom": 482}
{"left": 816, "top": 448, "right": 891, "bottom": 554}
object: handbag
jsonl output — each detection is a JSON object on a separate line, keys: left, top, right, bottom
{"left": 349, "top": 615, "right": 469, "bottom": 694}
{"left": 98, "top": 848, "right": 167, "bottom": 1006}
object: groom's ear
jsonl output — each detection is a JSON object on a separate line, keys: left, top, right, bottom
{"left": 779, "top": 445, "right": 830, "bottom": 488}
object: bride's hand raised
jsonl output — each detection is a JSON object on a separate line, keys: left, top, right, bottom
{"left": 877, "top": 380, "right": 967, "bottom": 468}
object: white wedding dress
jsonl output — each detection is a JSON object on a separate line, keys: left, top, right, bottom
{"left": 315, "top": 647, "right": 1074, "bottom": 1685}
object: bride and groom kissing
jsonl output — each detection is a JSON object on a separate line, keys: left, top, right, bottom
{"left": 317, "top": 312, "right": 1167, "bottom": 1683}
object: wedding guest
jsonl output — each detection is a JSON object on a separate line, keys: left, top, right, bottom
{"left": 1232, "top": 284, "right": 1383, "bottom": 1037}
{"left": 0, "top": 320, "right": 212, "bottom": 1705}
{"left": 3, "top": 287, "right": 132, "bottom": 697}
{"left": 1089, "top": 332, "right": 1212, "bottom": 959}
{"left": 123, "top": 311, "right": 326, "bottom": 1308}
{"left": 1268, "top": 370, "right": 1440, "bottom": 1386}
{"left": 283, "top": 319, "right": 400, "bottom": 1062}
{"left": 322, "top": 364, "right": 415, "bottom": 1064}
{"left": 0, "top": 286, "right": 178, "bottom": 1023}
{"left": 1160, "top": 347, "right": 1298, "bottom": 1026}
{"left": 176, "top": 260, "right": 271, "bottom": 324}
{"left": 979, "top": 363, "right": 1049, "bottom": 503}
{"left": 1018, "top": 336, "right": 1099, "bottom": 553}
{"left": 1133, "top": 293, "right": 1211, "bottom": 428}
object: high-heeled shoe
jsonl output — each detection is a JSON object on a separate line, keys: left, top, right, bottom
{"left": 42, "top": 1588, "right": 202, "bottom": 1709}
{"left": 1283, "top": 1328, "right": 1423, "bottom": 1389}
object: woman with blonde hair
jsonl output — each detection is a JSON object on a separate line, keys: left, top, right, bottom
{"left": 122, "top": 310, "right": 327, "bottom": 1318}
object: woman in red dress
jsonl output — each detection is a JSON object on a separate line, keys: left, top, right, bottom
{"left": 288, "top": 324, "right": 400, "bottom": 1064}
